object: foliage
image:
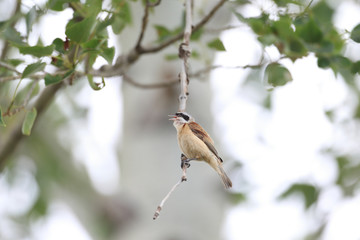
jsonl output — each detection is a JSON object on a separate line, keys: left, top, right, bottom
{"left": 1, "top": 0, "right": 360, "bottom": 239}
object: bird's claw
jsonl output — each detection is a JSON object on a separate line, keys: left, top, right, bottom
{"left": 181, "top": 159, "right": 191, "bottom": 169}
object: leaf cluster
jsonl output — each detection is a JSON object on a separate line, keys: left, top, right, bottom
{"left": 235, "top": 0, "right": 360, "bottom": 86}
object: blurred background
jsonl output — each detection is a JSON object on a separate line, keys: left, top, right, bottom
{"left": 1, "top": 0, "right": 360, "bottom": 239}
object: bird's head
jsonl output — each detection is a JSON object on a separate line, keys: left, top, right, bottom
{"left": 169, "top": 112, "right": 194, "bottom": 127}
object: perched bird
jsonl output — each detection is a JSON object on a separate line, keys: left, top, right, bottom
{"left": 169, "top": 112, "right": 232, "bottom": 189}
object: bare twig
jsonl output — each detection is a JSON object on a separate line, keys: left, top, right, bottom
{"left": 51, "top": 0, "right": 227, "bottom": 80}
{"left": 178, "top": 0, "right": 193, "bottom": 112}
{"left": 122, "top": 74, "right": 177, "bottom": 89}
{"left": 153, "top": 179, "right": 182, "bottom": 220}
{"left": 2, "top": 80, "right": 39, "bottom": 117}
{"left": 0, "top": 61, "right": 21, "bottom": 74}
{"left": 153, "top": 0, "right": 194, "bottom": 220}
{"left": 134, "top": 0, "right": 162, "bottom": 52}
{"left": 139, "top": 0, "right": 227, "bottom": 55}
{"left": 153, "top": 155, "right": 188, "bottom": 220}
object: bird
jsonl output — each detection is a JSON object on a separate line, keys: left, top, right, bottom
{"left": 169, "top": 112, "right": 232, "bottom": 189}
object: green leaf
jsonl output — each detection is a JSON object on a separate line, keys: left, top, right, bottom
{"left": 325, "top": 29, "right": 344, "bottom": 54}
{"left": 207, "top": 38, "right": 226, "bottom": 51}
{"left": 25, "top": 6, "right": 37, "bottom": 36}
{"left": 52, "top": 38, "right": 66, "bottom": 53}
{"left": 66, "top": 16, "right": 96, "bottom": 43}
{"left": 232, "top": 0, "right": 251, "bottom": 5}
{"left": 350, "top": 24, "right": 360, "bottom": 43}
{"left": 85, "top": 0, "right": 102, "bottom": 16}
{"left": 154, "top": 25, "right": 172, "bottom": 41}
{"left": 100, "top": 47, "right": 115, "bottom": 64}
{"left": 44, "top": 70, "right": 73, "bottom": 86}
{"left": 7, "top": 59, "right": 24, "bottom": 67}
{"left": 271, "top": 16, "right": 293, "bottom": 39}
{"left": 82, "top": 38, "right": 105, "bottom": 49}
{"left": 229, "top": 192, "right": 247, "bottom": 204}
{"left": 22, "top": 61, "right": 46, "bottom": 79}
{"left": 317, "top": 57, "right": 330, "bottom": 69}
{"left": 44, "top": 74, "right": 63, "bottom": 86}
{"left": 95, "top": 18, "right": 114, "bottom": 36}
{"left": 164, "top": 54, "right": 178, "bottom": 61}
{"left": 29, "top": 194, "right": 48, "bottom": 218}
{"left": 22, "top": 107, "right": 37, "bottom": 136}
{"left": 279, "top": 183, "right": 319, "bottom": 209}
{"left": 2, "top": 27, "right": 25, "bottom": 46}
{"left": 312, "top": 1, "right": 333, "bottom": 32}
{"left": 48, "top": 0, "right": 79, "bottom": 11}
{"left": 265, "top": 63, "right": 292, "bottom": 87}
{"left": 87, "top": 74, "right": 105, "bottom": 90}
{"left": 14, "top": 81, "right": 40, "bottom": 105}
{"left": 258, "top": 34, "right": 277, "bottom": 46}
{"left": 274, "top": 0, "right": 300, "bottom": 7}
{"left": 287, "top": 37, "right": 307, "bottom": 57}
{"left": 0, "top": 107, "right": 6, "bottom": 127}
{"left": 190, "top": 28, "right": 203, "bottom": 41}
{"left": 111, "top": 1, "right": 132, "bottom": 34}
{"left": 351, "top": 61, "right": 360, "bottom": 74}
{"left": 238, "top": 14, "right": 270, "bottom": 35}
{"left": 295, "top": 18, "right": 323, "bottom": 43}
{"left": 19, "top": 45, "right": 55, "bottom": 57}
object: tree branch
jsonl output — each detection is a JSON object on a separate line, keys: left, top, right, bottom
{"left": 178, "top": 0, "right": 193, "bottom": 112}
{"left": 91, "top": 0, "right": 227, "bottom": 77}
{"left": 0, "top": 0, "right": 22, "bottom": 61}
{"left": 0, "top": 61, "right": 21, "bottom": 74}
{"left": 134, "top": 0, "right": 162, "bottom": 52}
{"left": 0, "top": 82, "right": 63, "bottom": 170}
{"left": 122, "top": 74, "right": 177, "bottom": 89}
{"left": 139, "top": 0, "right": 227, "bottom": 54}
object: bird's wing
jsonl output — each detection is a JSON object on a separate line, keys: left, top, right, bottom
{"left": 188, "top": 122, "right": 223, "bottom": 162}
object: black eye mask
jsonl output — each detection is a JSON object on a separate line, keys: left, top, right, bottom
{"left": 175, "top": 112, "right": 190, "bottom": 121}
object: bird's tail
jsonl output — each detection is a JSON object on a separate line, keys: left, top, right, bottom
{"left": 216, "top": 164, "right": 232, "bottom": 189}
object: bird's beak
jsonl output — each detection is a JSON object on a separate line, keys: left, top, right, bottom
{"left": 168, "top": 114, "right": 177, "bottom": 121}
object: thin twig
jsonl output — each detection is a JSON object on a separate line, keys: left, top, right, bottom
{"left": 0, "top": 61, "right": 21, "bottom": 74}
{"left": 134, "top": 0, "right": 154, "bottom": 52}
{"left": 68, "top": 0, "right": 227, "bottom": 79}
{"left": 122, "top": 74, "right": 177, "bottom": 89}
{"left": 153, "top": 0, "right": 194, "bottom": 220}
{"left": 134, "top": 0, "right": 162, "bottom": 52}
{"left": 139, "top": 0, "right": 227, "bottom": 55}
{"left": 2, "top": 80, "right": 39, "bottom": 117}
{"left": 153, "top": 180, "right": 181, "bottom": 220}
{"left": 178, "top": 0, "right": 193, "bottom": 112}
{"left": 122, "top": 63, "right": 264, "bottom": 89}
{"left": 153, "top": 155, "right": 188, "bottom": 220}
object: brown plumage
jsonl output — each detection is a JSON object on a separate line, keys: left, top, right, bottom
{"left": 169, "top": 112, "right": 232, "bottom": 189}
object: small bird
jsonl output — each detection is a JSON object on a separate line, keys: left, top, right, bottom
{"left": 169, "top": 112, "right": 232, "bottom": 189}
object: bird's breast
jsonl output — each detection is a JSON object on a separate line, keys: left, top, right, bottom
{"left": 177, "top": 125, "right": 212, "bottom": 161}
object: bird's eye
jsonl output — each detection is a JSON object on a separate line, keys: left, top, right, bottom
{"left": 181, "top": 113, "right": 190, "bottom": 121}
{"left": 175, "top": 112, "right": 190, "bottom": 121}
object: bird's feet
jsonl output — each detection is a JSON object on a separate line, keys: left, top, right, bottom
{"left": 180, "top": 154, "right": 194, "bottom": 169}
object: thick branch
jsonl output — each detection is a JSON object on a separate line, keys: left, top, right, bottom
{"left": 0, "top": 82, "right": 63, "bottom": 170}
